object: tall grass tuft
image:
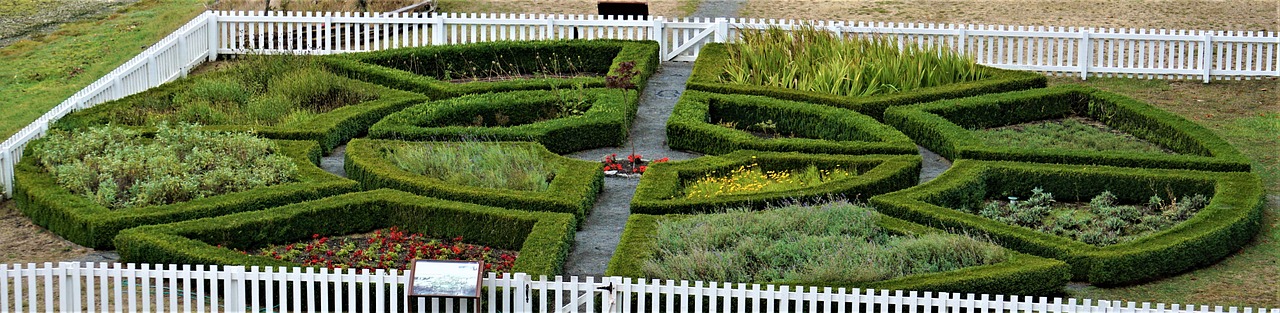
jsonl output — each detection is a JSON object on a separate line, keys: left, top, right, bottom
{"left": 384, "top": 141, "right": 559, "bottom": 192}
{"left": 642, "top": 201, "right": 1008, "bottom": 284}
{"left": 722, "top": 25, "right": 987, "bottom": 97}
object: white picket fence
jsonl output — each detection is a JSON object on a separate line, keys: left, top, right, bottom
{"left": 4, "top": 262, "right": 1277, "bottom": 313}
{"left": 1, "top": 10, "right": 1278, "bottom": 198}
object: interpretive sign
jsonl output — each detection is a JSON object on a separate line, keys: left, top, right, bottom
{"left": 408, "top": 259, "right": 484, "bottom": 298}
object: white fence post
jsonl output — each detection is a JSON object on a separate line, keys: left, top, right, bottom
{"left": 323, "top": 13, "right": 333, "bottom": 54}
{"left": 433, "top": 13, "right": 446, "bottom": 45}
{"left": 1201, "top": 31, "right": 1213, "bottom": 83}
{"left": 715, "top": 17, "right": 729, "bottom": 43}
{"left": 652, "top": 16, "right": 665, "bottom": 57}
{"left": 1079, "top": 28, "right": 1092, "bottom": 80}
{"left": 146, "top": 51, "right": 159, "bottom": 86}
{"left": 58, "top": 262, "right": 78, "bottom": 312}
{"left": 206, "top": 11, "right": 218, "bottom": 61}
{"left": 224, "top": 265, "right": 247, "bottom": 313}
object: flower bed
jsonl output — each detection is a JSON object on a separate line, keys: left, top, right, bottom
{"left": 319, "top": 39, "right": 659, "bottom": 100}
{"left": 368, "top": 88, "right": 638, "bottom": 154}
{"left": 14, "top": 138, "right": 358, "bottom": 249}
{"left": 630, "top": 150, "right": 920, "bottom": 214}
{"left": 53, "top": 55, "right": 427, "bottom": 151}
{"left": 667, "top": 90, "right": 917, "bottom": 156}
{"left": 608, "top": 202, "right": 1070, "bottom": 296}
{"left": 869, "top": 160, "right": 1264, "bottom": 285}
{"left": 883, "top": 85, "right": 1251, "bottom": 171}
{"left": 247, "top": 227, "right": 518, "bottom": 272}
{"left": 345, "top": 139, "right": 602, "bottom": 224}
{"left": 601, "top": 153, "right": 668, "bottom": 177}
{"left": 115, "top": 189, "right": 577, "bottom": 276}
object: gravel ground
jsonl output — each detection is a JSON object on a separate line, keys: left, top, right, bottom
{"left": 917, "top": 145, "right": 951, "bottom": 184}
{"left": 690, "top": 0, "right": 747, "bottom": 18}
{"left": 322, "top": 145, "right": 348, "bottom": 177}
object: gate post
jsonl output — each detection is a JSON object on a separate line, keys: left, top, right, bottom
{"left": 714, "top": 17, "right": 729, "bottom": 43}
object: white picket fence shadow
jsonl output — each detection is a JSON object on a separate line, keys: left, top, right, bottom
{"left": 3, "top": 262, "right": 1278, "bottom": 313}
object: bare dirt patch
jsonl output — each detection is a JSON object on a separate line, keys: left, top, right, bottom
{"left": 0, "top": 0, "right": 138, "bottom": 48}
{"left": 739, "top": 0, "right": 1278, "bottom": 32}
{"left": 0, "top": 200, "right": 91, "bottom": 264}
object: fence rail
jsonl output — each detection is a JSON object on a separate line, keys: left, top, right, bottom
{"left": 2, "top": 10, "right": 1278, "bottom": 198}
{"left": 3, "top": 262, "right": 1278, "bottom": 313}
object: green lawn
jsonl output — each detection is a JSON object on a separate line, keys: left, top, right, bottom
{"left": 0, "top": 0, "right": 204, "bottom": 141}
{"left": 1048, "top": 77, "right": 1279, "bottom": 308}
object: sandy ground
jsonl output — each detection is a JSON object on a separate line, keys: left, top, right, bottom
{"left": 0, "top": 200, "right": 91, "bottom": 264}
{"left": 738, "top": 0, "right": 1279, "bottom": 32}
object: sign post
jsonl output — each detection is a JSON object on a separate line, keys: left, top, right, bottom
{"left": 408, "top": 259, "right": 484, "bottom": 313}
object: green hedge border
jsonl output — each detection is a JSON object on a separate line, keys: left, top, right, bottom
{"left": 344, "top": 139, "right": 602, "bottom": 225}
{"left": 607, "top": 212, "right": 1069, "bottom": 296}
{"left": 14, "top": 140, "right": 360, "bottom": 249}
{"left": 631, "top": 150, "right": 921, "bottom": 215}
{"left": 667, "top": 90, "right": 917, "bottom": 156}
{"left": 52, "top": 77, "right": 427, "bottom": 152}
{"left": 687, "top": 43, "right": 1047, "bottom": 119}
{"left": 882, "top": 85, "right": 1252, "bottom": 172}
{"left": 868, "top": 160, "right": 1265, "bottom": 286}
{"left": 320, "top": 39, "right": 660, "bottom": 100}
{"left": 368, "top": 88, "right": 637, "bottom": 154}
{"left": 115, "top": 189, "right": 577, "bottom": 277}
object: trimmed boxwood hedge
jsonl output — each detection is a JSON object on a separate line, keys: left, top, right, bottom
{"left": 687, "top": 43, "right": 1047, "bottom": 119}
{"left": 606, "top": 213, "right": 1070, "bottom": 296}
{"left": 631, "top": 150, "right": 921, "bottom": 215}
{"left": 868, "top": 160, "right": 1265, "bottom": 286}
{"left": 667, "top": 90, "right": 917, "bottom": 156}
{"left": 51, "top": 76, "right": 427, "bottom": 152}
{"left": 882, "top": 85, "right": 1252, "bottom": 172}
{"left": 344, "top": 139, "right": 602, "bottom": 225}
{"left": 13, "top": 140, "right": 359, "bottom": 249}
{"left": 320, "top": 39, "right": 660, "bottom": 100}
{"left": 368, "top": 88, "right": 637, "bottom": 154}
{"left": 114, "top": 189, "right": 576, "bottom": 277}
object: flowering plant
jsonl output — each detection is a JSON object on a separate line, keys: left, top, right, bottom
{"left": 246, "top": 227, "right": 518, "bottom": 273}
{"left": 602, "top": 154, "right": 668, "bottom": 175}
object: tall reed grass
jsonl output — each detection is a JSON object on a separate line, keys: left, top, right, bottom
{"left": 384, "top": 141, "right": 559, "bottom": 192}
{"left": 722, "top": 25, "right": 987, "bottom": 97}
{"left": 643, "top": 201, "right": 1009, "bottom": 284}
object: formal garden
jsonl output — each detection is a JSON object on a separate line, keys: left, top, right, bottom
{"left": 2, "top": 17, "right": 1271, "bottom": 307}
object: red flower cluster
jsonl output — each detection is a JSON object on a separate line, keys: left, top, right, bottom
{"left": 250, "top": 227, "right": 518, "bottom": 273}
{"left": 602, "top": 154, "right": 668, "bottom": 174}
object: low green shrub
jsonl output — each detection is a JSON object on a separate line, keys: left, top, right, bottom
{"left": 882, "top": 85, "right": 1252, "bottom": 172}
{"left": 320, "top": 39, "right": 660, "bottom": 100}
{"left": 667, "top": 90, "right": 917, "bottom": 155}
{"left": 14, "top": 139, "right": 359, "bottom": 249}
{"left": 869, "top": 160, "right": 1265, "bottom": 285}
{"left": 972, "top": 187, "right": 1209, "bottom": 247}
{"left": 631, "top": 150, "right": 920, "bottom": 214}
{"left": 976, "top": 117, "right": 1172, "bottom": 154}
{"left": 368, "top": 88, "right": 636, "bottom": 154}
{"left": 608, "top": 208, "right": 1069, "bottom": 296}
{"left": 688, "top": 43, "right": 1046, "bottom": 119}
{"left": 115, "top": 189, "right": 576, "bottom": 276}
{"left": 33, "top": 124, "right": 297, "bottom": 209}
{"left": 344, "top": 139, "right": 602, "bottom": 225}
{"left": 52, "top": 58, "right": 428, "bottom": 151}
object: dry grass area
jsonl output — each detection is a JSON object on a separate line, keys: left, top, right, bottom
{"left": 739, "top": 0, "right": 1278, "bottom": 32}
{"left": 209, "top": 0, "right": 424, "bottom": 12}
{"left": 0, "top": 200, "right": 90, "bottom": 264}
{"left": 436, "top": 0, "right": 691, "bottom": 17}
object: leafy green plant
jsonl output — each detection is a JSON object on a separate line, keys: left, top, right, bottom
{"left": 722, "top": 25, "right": 986, "bottom": 97}
{"left": 970, "top": 187, "right": 1210, "bottom": 246}
{"left": 642, "top": 201, "right": 1008, "bottom": 283}
{"left": 383, "top": 141, "right": 560, "bottom": 192}
{"left": 33, "top": 123, "right": 298, "bottom": 209}
{"left": 682, "top": 163, "right": 857, "bottom": 199}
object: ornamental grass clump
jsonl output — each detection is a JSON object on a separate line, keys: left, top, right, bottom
{"left": 34, "top": 123, "right": 297, "bottom": 209}
{"left": 642, "top": 201, "right": 1008, "bottom": 283}
{"left": 384, "top": 141, "right": 559, "bottom": 192}
{"left": 973, "top": 188, "right": 1209, "bottom": 246}
{"left": 682, "top": 163, "right": 857, "bottom": 199}
{"left": 723, "top": 25, "right": 986, "bottom": 97}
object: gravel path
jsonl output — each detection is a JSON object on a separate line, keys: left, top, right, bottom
{"left": 562, "top": 62, "right": 703, "bottom": 276}
{"left": 917, "top": 146, "right": 952, "bottom": 184}
{"left": 321, "top": 145, "right": 348, "bottom": 177}
{"left": 690, "top": 0, "right": 747, "bottom": 19}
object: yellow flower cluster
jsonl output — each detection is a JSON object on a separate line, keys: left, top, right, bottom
{"left": 683, "top": 163, "right": 854, "bottom": 199}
